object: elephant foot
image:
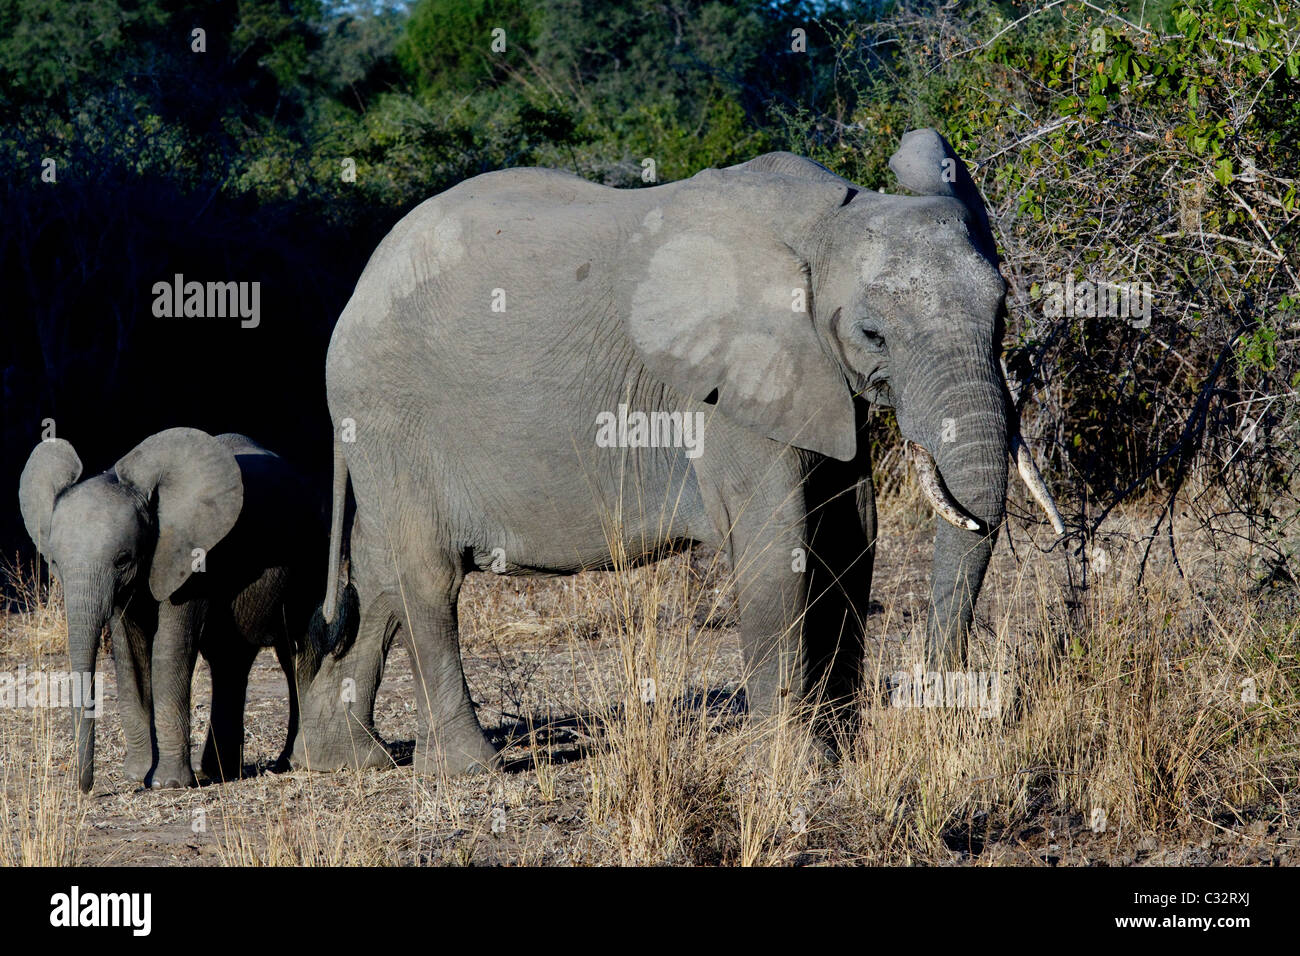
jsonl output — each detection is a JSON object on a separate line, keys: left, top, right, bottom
{"left": 267, "top": 744, "right": 296, "bottom": 774}
{"left": 199, "top": 749, "right": 245, "bottom": 784}
{"left": 808, "top": 733, "right": 840, "bottom": 767}
{"left": 122, "top": 752, "right": 153, "bottom": 784}
{"left": 810, "top": 701, "right": 861, "bottom": 757}
{"left": 413, "top": 730, "right": 499, "bottom": 778}
{"left": 737, "top": 710, "right": 835, "bottom": 774}
{"left": 268, "top": 755, "right": 292, "bottom": 774}
{"left": 148, "top": 759, "right": 197, "bottom": 790}
{"left": 290, "top": 720, "right": 391, "bottom": 772}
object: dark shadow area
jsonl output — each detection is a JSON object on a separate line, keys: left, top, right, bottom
{"left": 0, "top": 172, "right": 401, "bottom": 570}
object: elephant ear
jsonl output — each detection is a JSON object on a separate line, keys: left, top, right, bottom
{"left": 888, "top": 128, "right": 998, "bottom": 261}
{"left": 18, "top": 439, "right": 83, "bottom": 557}
{"left": 114, "top": 428, "right": 243, "bottom": 601}
{"left": 625, "top": 170, "right": 857, "bottom": 462}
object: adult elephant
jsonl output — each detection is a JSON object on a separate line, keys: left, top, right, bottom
{"left": 296, "top": 129, "right": 1064, "bottom": 776}
{"left": 18, "top": 429, "right": 325, "bottom": 791}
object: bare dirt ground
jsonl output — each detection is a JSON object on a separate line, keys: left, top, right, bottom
{"left": 2, "top": 493, "right": 1297, "bottom": 866}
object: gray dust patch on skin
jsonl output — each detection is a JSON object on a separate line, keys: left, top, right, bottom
{"left": 358, "top": 208, "right": 466, "bottom": 313}
{"left": 628, "top": 232, "right": 805, "bottom": 409}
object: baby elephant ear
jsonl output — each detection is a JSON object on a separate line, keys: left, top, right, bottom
{"left": 888, "top": 128, "right": 998, "bottom": 260}
{"left": 115, "top": 428, "right": 243, "bottom": 601}
{"left": 18, "top": 439, "right": 83, "bottom": 557}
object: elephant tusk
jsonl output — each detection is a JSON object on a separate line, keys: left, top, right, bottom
{"left": 907, "top": 442, "right": 981, "bottom": 532}
{"left": 1010, "top": 432, "right": 1066, "bottom": 534}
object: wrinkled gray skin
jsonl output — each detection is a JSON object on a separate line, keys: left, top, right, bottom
{"left": 297, "top": 129, "right": 1038, "bottom": 776}
{"left": 18, "top": 428, "right": 323, "bottom": 792}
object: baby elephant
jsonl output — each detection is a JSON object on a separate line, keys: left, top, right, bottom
{"left": 18, "top": 428, "right": 324, "bottom": 792}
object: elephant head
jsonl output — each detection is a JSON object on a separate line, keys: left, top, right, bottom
{"left": 627, "top": 128, "right": 1063, "bottom": 665}
{"left": 18, "top": 427, "right": 243, "bottom": 791}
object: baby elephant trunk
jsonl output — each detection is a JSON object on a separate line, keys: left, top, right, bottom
{"left": 63, "top": 572, "right": 109, "bottom": 793}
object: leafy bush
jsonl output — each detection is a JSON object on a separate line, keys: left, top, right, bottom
{"left": 764, "top": 0, "right": 1300, "bottom": 578}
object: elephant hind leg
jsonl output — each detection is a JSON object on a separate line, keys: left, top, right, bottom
{"left": 199, "top": 634, "right": 260, "bottom": 783}
{"left": 291, "top": 593, "right": 395, "bottom": 772}
{"left": 398, "top": 565, "right": 498, "bottom": 777}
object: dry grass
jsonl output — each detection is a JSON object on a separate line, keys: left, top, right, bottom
{"left": 0, "top": 560, "right": 87, "bottom": 866}
{"left": 1, "top": 484, "right": 1297, "bottom": 866}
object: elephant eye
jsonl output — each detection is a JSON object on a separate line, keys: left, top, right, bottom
{"left": 858, "top": 326, "right": 887, "bottom": 352}
{"left": 114, "top": 551, "right": 132, "bottom": 569}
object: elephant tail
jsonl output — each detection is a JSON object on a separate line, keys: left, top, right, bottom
{"left": 307, "top": 433, "right": 359, "bottom": 661}
{"left": 321, "top": 432, "right": 348, "bottom": 625}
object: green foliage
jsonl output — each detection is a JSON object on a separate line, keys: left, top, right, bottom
{"left": 397, "top": 0, "right": 541, "bottom": 96}
{"left": 0, "top": 0, "right": 147, "bottom": 104}
{"left": 1, "top": 0, "right": 1298, "bottom": 557}
{"left": 785, "top": 1, "right": 1298, "bottom": 515}
{"left": 235, "top": 0, "right": 325, "bottom": 91}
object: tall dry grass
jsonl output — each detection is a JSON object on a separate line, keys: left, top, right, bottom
{"left": 0, "top": 558, "right": 87, "bottom": 866}
{"left": 545, "top": 475, "right": 1299, "bottom": 864}
{"left": 0, "top": 480, "right": 1295, "bottom": 865}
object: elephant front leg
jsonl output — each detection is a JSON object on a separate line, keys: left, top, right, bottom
{"left": 696, "top": 442, "right": 812, "bottom": 723}
{"left": 147, "top": 600, "right": 204, "bottom": 789}
{"left": 198, "top": 635, "right": 259, "bottom": 782}
{"left": 723, "top": 498, "right": 811, "bottom": 723}
{"left": 730, "top": 556, "right": 807, "bottom": 722}
{"left": 110, "top": 614, "right": 154, "bottom": 783}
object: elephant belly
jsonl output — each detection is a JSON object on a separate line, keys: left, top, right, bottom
{"left": 354, "top": 426, "right": 712, "bottom": 578}
{"left": 228, "top": 565, "right": 290, "bottom": 646}
{"left": 465, "top": 472, "right": 710, "bottom": 576}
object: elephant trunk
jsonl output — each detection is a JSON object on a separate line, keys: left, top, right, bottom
{"left": 896, "top": 351, "right": 1010, "bottom": 667}
{"left": 63, "top": 569, "right": 110, "bottom": 793}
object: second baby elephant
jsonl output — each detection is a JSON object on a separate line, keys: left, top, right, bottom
{"left": 18, "top": 428, "right": 325, "bottom": 791}
{"left": 297, "top": 128, "right": 1065, "bottom": 777}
